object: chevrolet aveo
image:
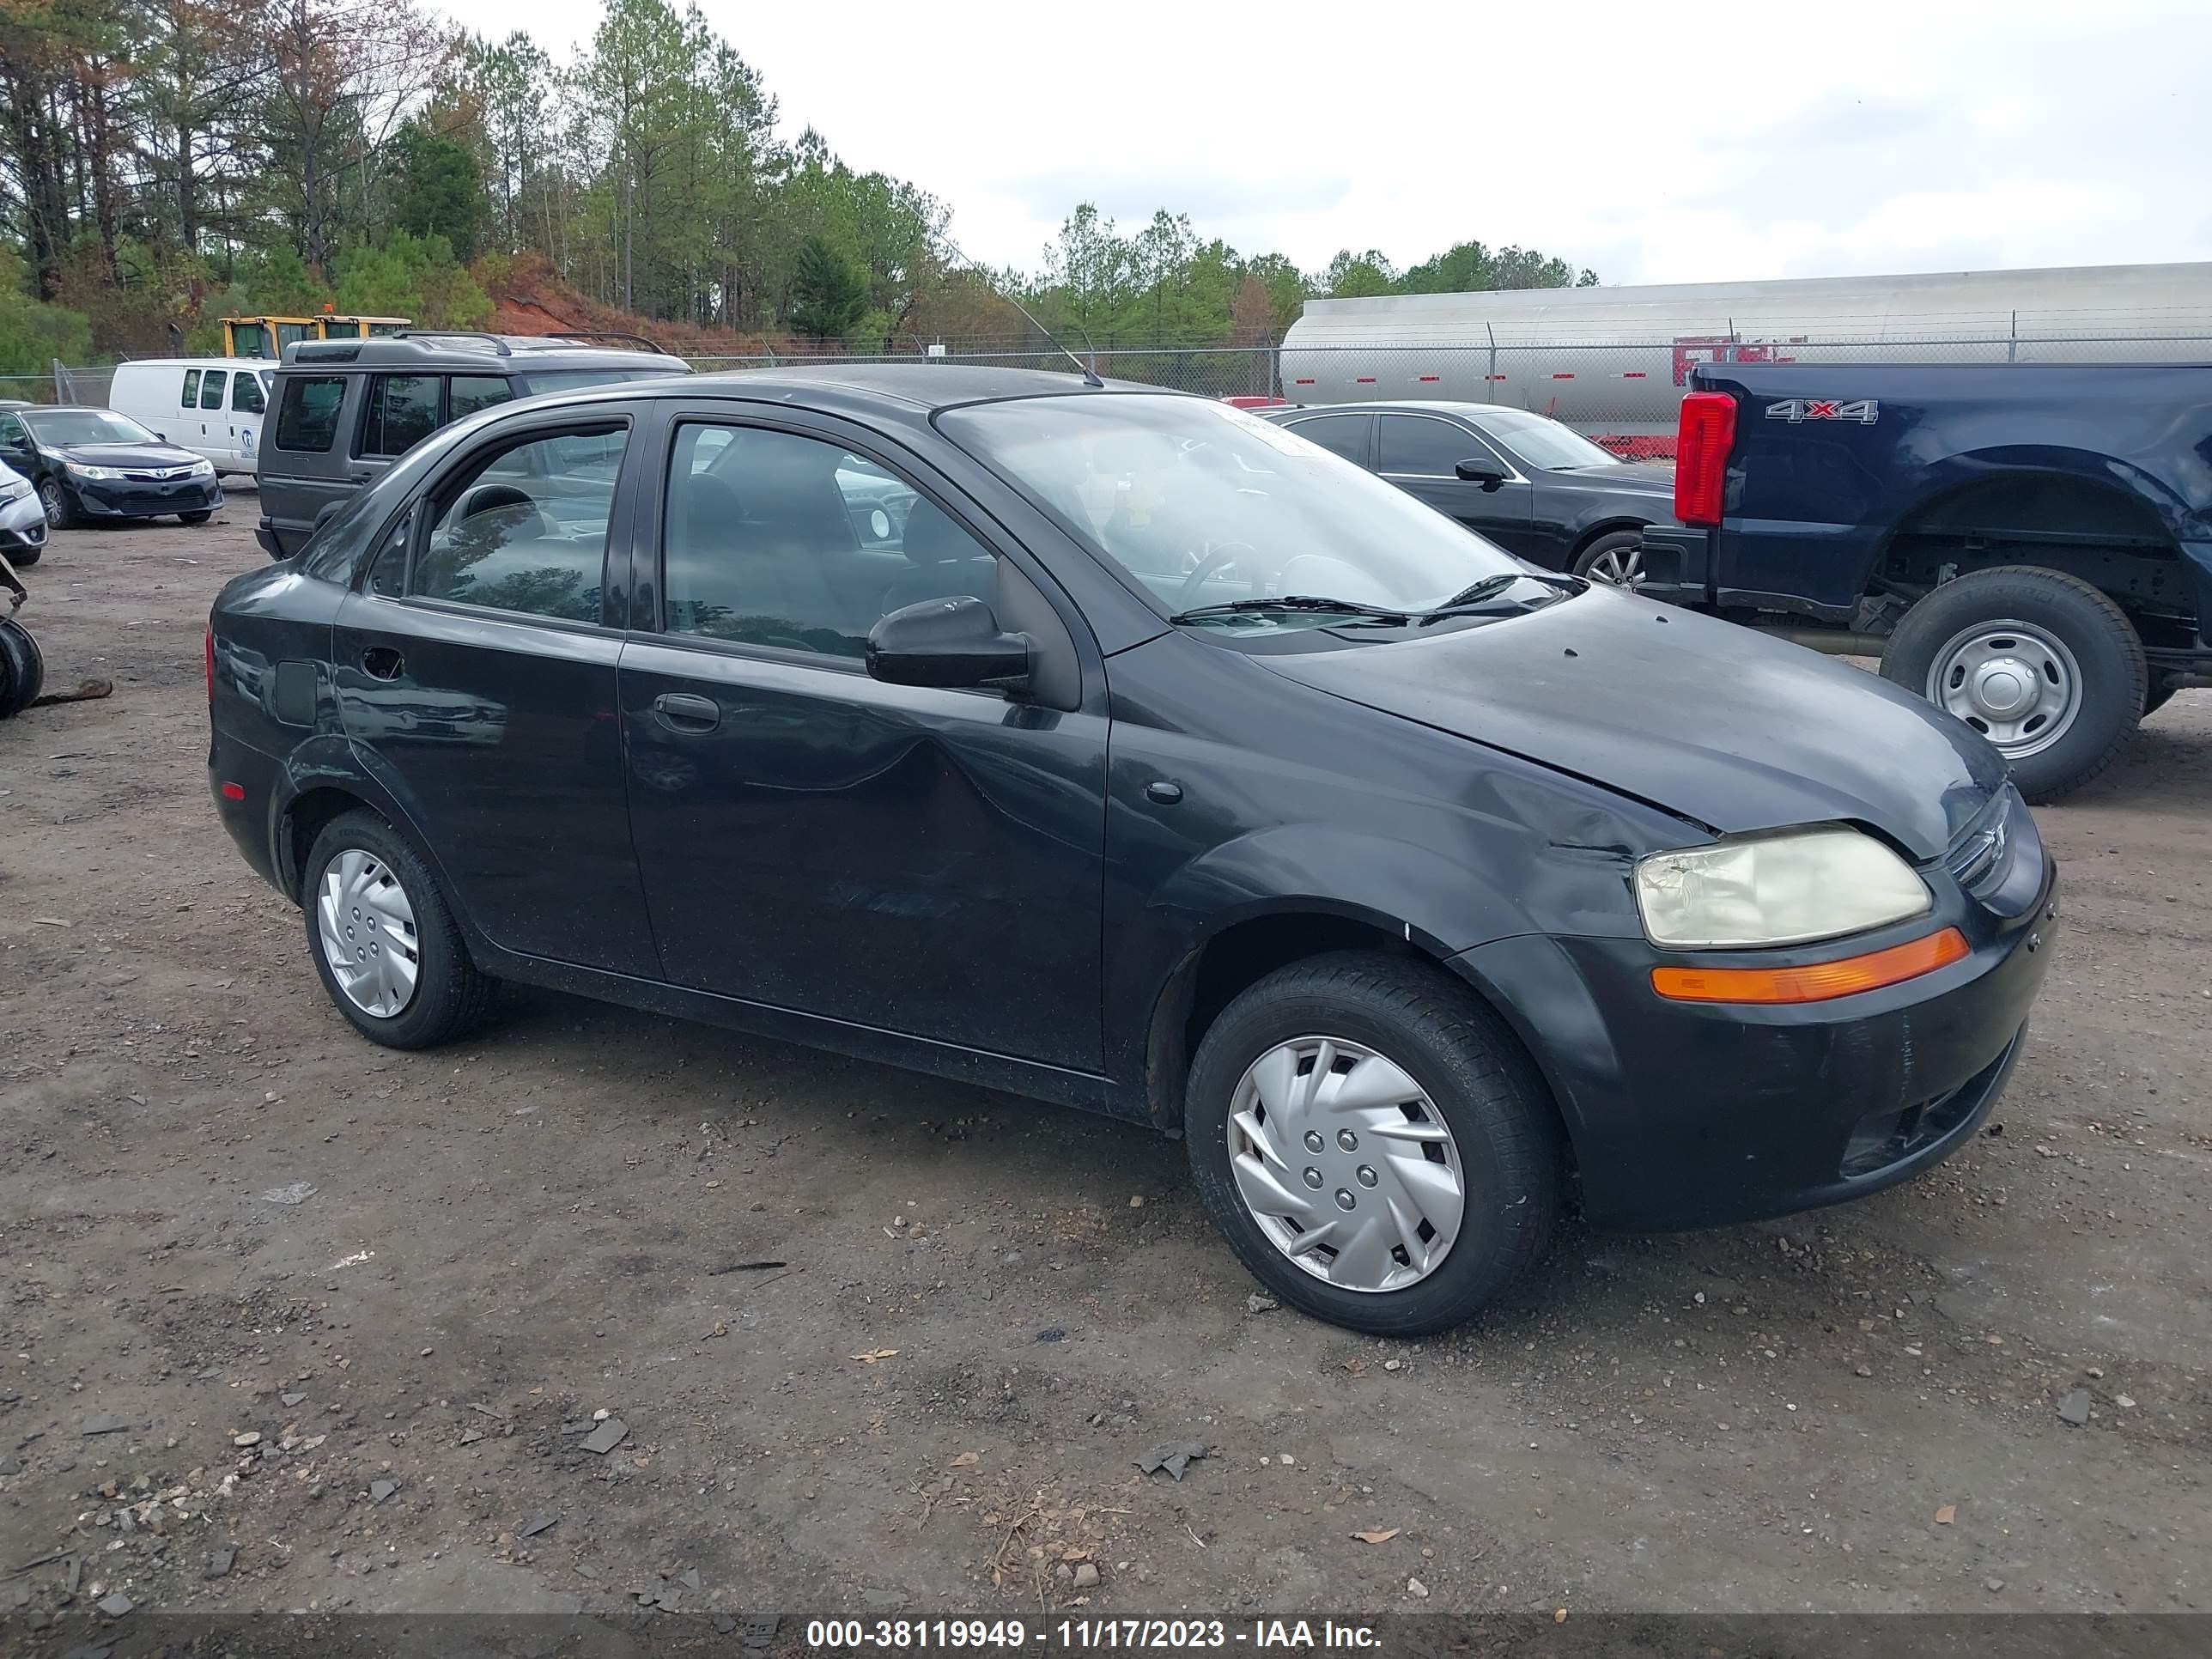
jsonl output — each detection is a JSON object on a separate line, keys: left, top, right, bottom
{"left": 207, "top": 367, "right": 2058, "bottom": 1335}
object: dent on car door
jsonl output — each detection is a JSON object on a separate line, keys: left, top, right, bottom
{"left": 331, "top": 410, "right": 659, "bottom": 975}
{"left": 616, "top": 412, "right": 1110, "bottom": 1071}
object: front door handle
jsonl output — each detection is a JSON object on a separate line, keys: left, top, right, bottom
{"left": 360, "top": 645, "right": 404, "bottom": 682}
{"left": 651, "top": 691, "right": 721, "bottom": 733}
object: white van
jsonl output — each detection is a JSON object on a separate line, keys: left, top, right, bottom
{"left": 107, "top": 360, "right": 277, "bottom": 478}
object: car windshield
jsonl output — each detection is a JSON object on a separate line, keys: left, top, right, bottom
{"left": 939, "top": 394, "right": 1528, "bottom": 630}
{"left": 1474, "top": 410, "right": 1623, "bottom": 471}
{"left": 22, "top": 408, "right": 161, "bottom": 447}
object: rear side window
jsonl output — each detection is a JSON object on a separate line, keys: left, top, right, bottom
{"left": 448, "top": 375, "right": 514, "bottom": 422}
{"left": 362, "top": 374, "right": 441, "bottom": 458}
{"left": 232, "top": 374, "right": 266, "bottom": 415}
{"left": 181, "top": 369, "right": 201, "bottom": 407}
{"left": 1286, "top": 413, "right": 1370, "bottom": 465}
{"left": 274, "top": 375, "right": 347, "bottom": 452}
{"left": 200, "top": 369, "right": 228, "bottom": 410}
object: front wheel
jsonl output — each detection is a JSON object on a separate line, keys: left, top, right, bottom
{"left": 37, "top": 479, "right": 73, "bottom": 531}
{"left": 179, "top": 509, "right": 212, "bottom": 526}
{"left": 1571, "top": 528, "right": 1648, "bottom": 589}
{"left": 1881, "top": 566, "right": 2146, "bottom": 804}
{"left": 1184, "top": 952, "right": 1561, "bottom": 1337}
{"left": 303, "top": 809, "right": 498, "bottom": 1049}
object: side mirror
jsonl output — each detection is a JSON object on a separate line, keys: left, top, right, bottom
{"left": 1454, "top": 458, "right": 1509, "bottom": 489}
{"left": 153, "top": 431, "right": 167, "bottom": 442}
{"left": 867, "top": 596, "right": 1030, "bottom": 693}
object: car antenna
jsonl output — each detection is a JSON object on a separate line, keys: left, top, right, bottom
{"left": 938, "top": 235, "right": 1104, "bottom": 388}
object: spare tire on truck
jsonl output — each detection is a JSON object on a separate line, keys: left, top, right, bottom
{"left": 1880, "top": 565, "right": 2147, "bottom": 804}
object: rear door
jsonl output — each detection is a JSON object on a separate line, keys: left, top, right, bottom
{"left": 355, "top": 372, "right": 444, "bottom": 490}
{"left": 1374, "top": 412, "right": 1544, "bottom": 560}
{"left": 331, "top": 404, "right": 657, "bottom": 974}
{"left": 262, "top": 372, "right": 358, "bottom": 552}
{"left": 1280, "top": 410, "right": 1373, "bottom": 468}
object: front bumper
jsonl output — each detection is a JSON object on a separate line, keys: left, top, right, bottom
{"left": 67, "top": 474, "right": 222, "bottom": 519}
{"left": 1453, "top": 848, "right": 2057, "bottom": 1233}
{"left": 0, "top": 496, "right": 44, "bottom": 552}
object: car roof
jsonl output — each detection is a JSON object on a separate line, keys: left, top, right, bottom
{"left": 114, "top": 358, "right": 272, "bottom": 371}
{"left": 1267, "top": 400, "right": 1556, "bottom": 422}
{"left": 276, "top": 332, "right": 691, "bottom": 374}
{"left": 676, "top": 362, "right": 1171, "bottom": 412}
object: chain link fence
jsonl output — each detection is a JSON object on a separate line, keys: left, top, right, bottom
{"left": 20, "top": 329, "right": 2212, "bottom": 462}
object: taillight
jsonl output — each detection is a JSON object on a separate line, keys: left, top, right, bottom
{"left": 204, "top": 626, "right": 215, "bottom": 701}
{"left": 1673, "top": 391, "right": 1736, "bottom": 527}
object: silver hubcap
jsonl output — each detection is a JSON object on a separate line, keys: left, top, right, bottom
{"left": 1926, "top": 619, "right": 2081, "bottom": 757}
{"left": 316, "top": 849, "right": 421, "bottom": 1018}
{"left": 1584, "top": 544, "right": 1644, "bottom": 588}
{"left": 1226, "top": 1036, "right": 1465, "bottom": 1294}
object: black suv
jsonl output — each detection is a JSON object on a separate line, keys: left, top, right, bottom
{"left": 255, "top": 331, "right": 690, "bottom": 557}
{"left": 208, "top": 367, "right": 2057, "bottom": 1334}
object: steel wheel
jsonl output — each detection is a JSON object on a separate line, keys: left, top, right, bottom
{"left": 1925, "top": 618, "right": 2081, "bottom": 758}
{"left": 315, "top": 848, "right": 422, "bottom": 1018}
{"left": 1582, "top": 541, "right": 1644, "bottom": 589}
{"left": 1225, "top": 1035, "right": 1465, "bottom": 1294}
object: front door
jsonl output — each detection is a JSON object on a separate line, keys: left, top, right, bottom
{"left": 331, "top": 410, "right": 658, "bottom": 975}
{"left": 617, "top": 411, "right": 1109, "bottom": 1072}
{"left": 1374, "top": 412, "right": 1545, "bottom": 562}
{"left": 230, "top": 369, "right": 268, "bottom": 471}
{"left": 196, "top": 368, "right": 231, "bottom": 466}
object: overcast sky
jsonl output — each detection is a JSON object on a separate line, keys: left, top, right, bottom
{"left": 438, "top": 0, "right": 2212, "bottom": 289}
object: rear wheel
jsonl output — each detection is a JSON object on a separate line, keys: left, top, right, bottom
{"left": 1881, "top": 566, "right": 2146, "bottom": 803}
{"left": 1184, "top": 952, "right": 1560, "bottom": 1337}
{"left": 1571, "top": 528, "right": 1648, "bottom": 589}
{"left": 37, "top": 478, "right": 73, "bottom": 531}
{"left": 303, "top": 809, "right": 498, "bottom": 1049}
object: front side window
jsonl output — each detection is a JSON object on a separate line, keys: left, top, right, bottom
{"left": 1474, "top": 409, "right": 1622, "bottom": 471}
{"left": 0, "top": 414, "right": 28, "bottom": 450}
{"left": 233, "top": 374, "right": 266, "bottom": 415}
{"left": 661, "top": 422, "right": 994, "bottom": 660}
{"left": 200, "top": 369, "right": 228, "bottom": 410}
{"left": 274, "top": 376, "right": 346, "bottom": 452}
{"left": 182, "top": 369, "right": 201, "bottom": 407}
{"left": 943, "top": 395, "right": 1527, "bottom": 630}
{"left": 410, "top": 424, "right": 628, "bottom": 623}
{"left": 1377, "top": 414, "right": 1490, "bottom": 478}
{"left": 362, "top": 374, "right": 441, "bottom": 458}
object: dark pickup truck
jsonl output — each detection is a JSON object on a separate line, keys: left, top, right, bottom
{"left": 1635, "top": 362, "right": 2212, "bottom": 801}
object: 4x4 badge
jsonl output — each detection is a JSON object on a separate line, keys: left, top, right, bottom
{"left": 1765, "top": 398, "right": 1880, "bottom": 424}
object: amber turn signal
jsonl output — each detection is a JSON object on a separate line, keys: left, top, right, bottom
{"left": 1650, "top": 927, "right": 1970, "bottom": 1005}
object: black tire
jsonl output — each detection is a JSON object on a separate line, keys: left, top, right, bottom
{"left": 1570, "top": 527, "right": 1648, "bottom": 588}
{"left": 36, "top": 477, "right": 74, "bottom": 531}
{"left": 8, "top": 542, "right": 38, "bottom": 568}
{"left": 302, "top": 809, "right": 498, "bottom": 1049}
{"left": 0, "top": 619, "right": 45, "bottom": 715}
{"left": 1184, "top": 951, "right": 1561, "bottom": 1337}
{"left": 179, "top": 509, "right": 212, "bottom": 526}
{"left": 1880, "top": 566, "right": 2147, "bottom": 805}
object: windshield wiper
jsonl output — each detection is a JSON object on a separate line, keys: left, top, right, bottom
{"left": 1416, "top": 570, "right": 1583, "bottom": 623}
{"left": 1170, "top": 594, "right": 1413, "bottom": 625}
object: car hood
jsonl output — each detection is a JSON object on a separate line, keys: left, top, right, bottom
{"left": 55, "top": 443, "right": 202, "bottom": 469}
{"left": 1551, "top": 460, "right": 1675, "bottom": 494}
{"left": 1258, "top": 588, "right": 2002, "bottom": 860}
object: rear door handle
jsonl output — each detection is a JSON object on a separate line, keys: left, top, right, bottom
{"left": 651, "top": 691, "right": 720, "bottom": 733}
{"left": 360, "top": 645, "right": 404, "bottom": 682}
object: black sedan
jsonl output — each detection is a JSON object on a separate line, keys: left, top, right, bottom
{"left": 207, "top": 368, "right": 2054, "bottom": 1335}
{"left": 1262, "top": 400, "right": 1674, "bottom": 581}
{"left": 0, "top": 405, "right": 222, "bottom": 529}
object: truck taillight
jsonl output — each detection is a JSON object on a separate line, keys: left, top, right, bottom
{"left": 1673, "top": 391, "right": 1736, "bottom": 527}
{"left": 204, "top": 627, "right": 215, "bottom": 700}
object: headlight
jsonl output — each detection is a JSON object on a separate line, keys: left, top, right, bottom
{"left": 1635, "top": 827, "right": 1931, "bottom": 948}
{"left": 190, "top": 459, "right": 215, "bottom": 476}
{"left": 69, "top": 463, "right": 120, "bottom": 481}
{"left": 0, "top": 477, "right": 27, "bottom": 501}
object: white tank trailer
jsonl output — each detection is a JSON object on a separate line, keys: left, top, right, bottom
{"left": 1277, "top": 262, "right": 2212, "bottom": 454}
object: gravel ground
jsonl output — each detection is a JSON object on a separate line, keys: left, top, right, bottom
{"left": 2, "top": 506, "right": 2207, "bottom": 1632}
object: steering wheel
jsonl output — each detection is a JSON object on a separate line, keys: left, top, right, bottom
{"left": 1173, "top": 541, "right": 1261, "bottom": 609}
